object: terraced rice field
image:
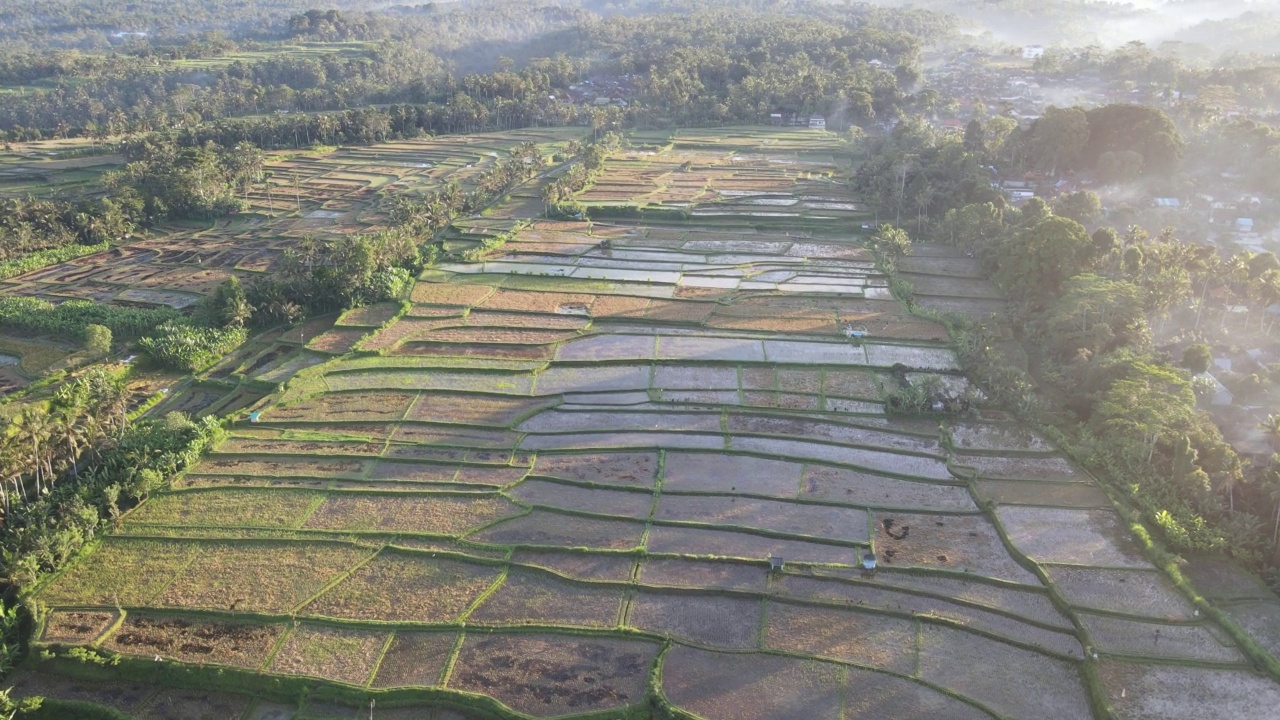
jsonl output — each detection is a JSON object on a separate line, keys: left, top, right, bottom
{"left": 21, "top": 127, "right": 1280, "bottom": 720}
{"left": 0, "top": 128, "right": 581, "bottom": 310}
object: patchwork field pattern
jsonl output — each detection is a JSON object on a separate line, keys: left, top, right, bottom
{"left": 25, "top": 128, "right": 1275, "bottom": 720}
{"left": 0, "top": 129, "right": 581, "bottom": 310}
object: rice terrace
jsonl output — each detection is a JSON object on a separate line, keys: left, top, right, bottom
{"left": 11, "top": 126, "right": 1280, "bottom": 720}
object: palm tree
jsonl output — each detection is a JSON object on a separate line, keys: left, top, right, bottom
{"left": 49, "top": 407, "right": 89, "bottom": 480}
{"left": 11, "top": 407, "right": 53, "bottom": 496}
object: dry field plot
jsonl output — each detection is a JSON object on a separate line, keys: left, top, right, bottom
{"left": 1099, "top": 661, "right": 1280, "bottom": 720}
{"left": 302, "top": 493, "right": 521, "bottom": 534}
{"left": 104, "top": 615, "right": 283, "bottom": 669}
{"left": 917, "top": 624, "right": 1093, "bottom": 720}
{"left": 305, "top": 553, "right": 500, "bottom": 622}
{"left": 469, "top": 509, "right": 647, "bottom": 550}
{"left": 763, "top": 601, "right": 917, "bottom": 673}
{"left": 508, "top": 478, "right": 655, "bottom": 519}
{"left": 511, "top": 549, "right": 637, "bottom": 582}
{"left": 269, "top": 624, "right": 389, "bottom": 686}
{"left": 157, "top": 541, "right": 373, "bottom": 613}
{"left": 873, "top": 512, "right": 1039, "bottom": 583}
{"left": 31, "top": 128, "right": 1273, "bottom": 720}
{"left": 449, "top": 633, "right": 657, "bottom": 717}
{"left": 41, "top": 610, "right": 117, "bottom": 645}
{"left": 469, "top": 567, "right": 625, "bottom": 628}
{"left": 125, "top": 488, "right": 321, "bottom": 528}
{"left": 531, "top": 451, "right": 658, "bottom": 487}
{"left": 372, "top": 631, "right": 457, "bottom": 688}
{"left": 627, "top": 591, "right": 761, "bottom": 649}
{"left": 661, "top": 646, "right": 843, "bottom": 720}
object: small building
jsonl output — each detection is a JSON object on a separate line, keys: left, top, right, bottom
{"left": 769, "top": 112, "right": 784, "bottom": 126}
{"left": 1022, "top": 45, "right": 1045, "bottom": 59}
{"left": 1154, "top": 198, "right": 1181, "bottom": 209}
{"left": 809, "top": 116, "right": 827, "bottom": 130}
{"left": 1236, "top": 218, "right": 1255, "bottom": 234}
{"left": 769, "top": 556, "right": 785, "bottom": 572}
{"left": 861, "top": 552, "right": 877, "bottom": 574}
{"left": 1203, "top": 373, "right": 1234, "bottom": 407}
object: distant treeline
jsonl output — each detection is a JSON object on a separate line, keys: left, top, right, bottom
{"left": 0, "top": 2, "right": 943, "bottom": 137}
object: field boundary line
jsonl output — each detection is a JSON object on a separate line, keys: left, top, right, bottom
{"left": 287, "top": 544, "right": 384, "bottom": 615}
{"left": 438, "top": 629, "right": 467, "bottom": 688}
{"left": 366, "top": 630, "right": 397, "bottom": 688}
{"left": 91, "top": 608, "right": 129, "bottom": 649}
{"left": 757, "top": 596, "right": 769, "bottom": 651}
{"left": 292, "top": 493, "right": 330, "bottom": 529}
{"left": 913, "top": 617, "right": 922, "bottom": 678}
{"left": 260, "top": 621, "right": 295, "bottom": 672}
{"left": 458, "top": 567, "right": 509, "bottom": 623}
{"left": 142, "top": 544, "right": 207, "bottom": 607}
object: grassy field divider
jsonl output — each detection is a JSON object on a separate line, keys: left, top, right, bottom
{"left": 756, "top": 596, "right": 769, "bottom": 651}
{"left": 618, "top": 588, "right": 634, "bottom": 630}
{"left": 259, "top": 620, "right": 296, "bottom": 672}
{"left": 291, "top": 492, "right": 331, "bottom": 530}
{"left": 912, "top": 617, "right": 923, "bottom": 678}
{"left": 459, "top": 504, "right": 533, "bottom": 540}
{"left": 457, "top": 568, "right": 509, "bottom": 623}
{"left": 287, "top": 544, "right": 384, "bottom": 615}
{"left": 89, "top": 609, "right": 129, "bottom": 650}
{"left": 438, "top": 629, "right": 467, "bottom": 688}
{"left": 365, "top": 630, "right": 398, "bottom": 689}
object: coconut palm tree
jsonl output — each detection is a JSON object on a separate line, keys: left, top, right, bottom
{"left": 49, "top": 408, "right": 90, "bottom": 480}
{"left": 11, "top": 407, "right": 54, "bottom": 496}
